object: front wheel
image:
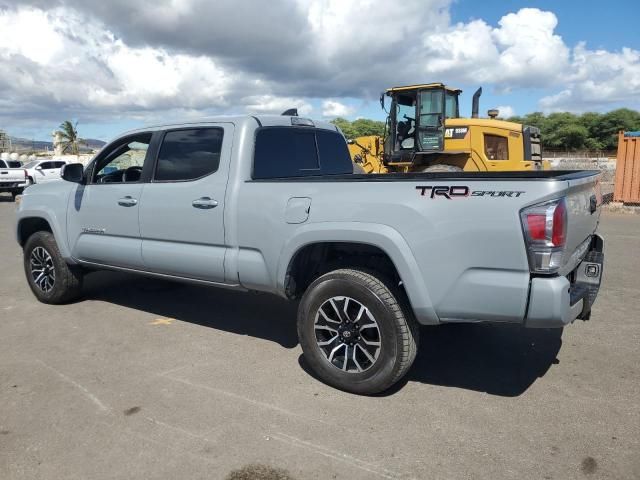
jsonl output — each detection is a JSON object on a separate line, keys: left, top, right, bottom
{"left": 23, "top": 231, "right": 83, "bottom": 304}
{"left": 297, "top": 269, "right": 419, "bottom": 394}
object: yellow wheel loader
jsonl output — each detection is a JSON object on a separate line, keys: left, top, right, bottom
{"left": 347, "top": 83, "right": 547, "bottom": 173}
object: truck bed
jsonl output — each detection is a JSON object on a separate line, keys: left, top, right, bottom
{"left": 249, "top": 170, "right": 599, "bottom": 182}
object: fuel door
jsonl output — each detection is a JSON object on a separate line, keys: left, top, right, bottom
{"left": 285, "top": 197, "right": 311, "bottom": 224}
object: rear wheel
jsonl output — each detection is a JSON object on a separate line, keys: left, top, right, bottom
{"left": 297, "top": 269, "right": 419, "bottom": 394}
{"left": 420, "top": 164, "right": 463, "bottom": 172}
{"left": 23, "top": 231, "right": 83, "bottom": 304}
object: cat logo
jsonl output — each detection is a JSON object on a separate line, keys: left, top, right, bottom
{"left": 444, "top": 127, "right": 469, "bottom": 139}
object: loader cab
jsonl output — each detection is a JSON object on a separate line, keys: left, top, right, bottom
{"left": 383, "top": 83, "right": 461, "bottom": 165}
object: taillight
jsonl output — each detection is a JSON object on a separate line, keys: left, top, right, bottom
{"left": 24, "top": 169, "right": 27, "bottom": 179}
{"left": 520, "top": 198, "right": 567, "bottom": 273}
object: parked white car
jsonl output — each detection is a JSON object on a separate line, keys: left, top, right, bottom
{"left": 23, "top": 159, "right": 68, "bottom": 186}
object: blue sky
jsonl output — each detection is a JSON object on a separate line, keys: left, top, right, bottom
{"left": 1, "top": 0, "right": 639, "bottom": 142}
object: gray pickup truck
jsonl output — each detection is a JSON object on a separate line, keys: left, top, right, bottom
{"left": 16, "top": 115, "right": 604, "bottom": 394}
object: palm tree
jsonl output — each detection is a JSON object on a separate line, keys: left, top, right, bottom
{"left": 55, "top": 120, "right": 86, "bottom": 155}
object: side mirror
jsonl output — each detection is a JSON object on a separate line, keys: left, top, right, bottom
{"left": 61, "top": 163, "right": 84, "bottom": 183}
{"left": 35, "top": 165, "right": 42, "bottom": 170}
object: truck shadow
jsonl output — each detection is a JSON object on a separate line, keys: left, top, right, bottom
{"left": 82, "top": 271, "right": 300, "bottom": 348}
{"left": 84, "top": 272, "right": 562, "bottom": 397}
{"left": 400, "top": 323, "right": 563, "bottom": 397}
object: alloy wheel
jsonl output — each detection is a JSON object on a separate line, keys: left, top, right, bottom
{"left": 313, "top": 296, "right": 382, "bottom": 373}
{"left": 30, "top": 246, "right": 55, "bottom": 293}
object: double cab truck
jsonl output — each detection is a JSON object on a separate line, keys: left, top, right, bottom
{"left": 16, "top": 115, "right": 604, "bottom": 394}
{"left": 0, "top": 159, "right": 27, "bottom": 199}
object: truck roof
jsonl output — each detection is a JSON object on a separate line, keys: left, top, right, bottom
{"left": 117, "top": 115, "right": 339, "bottom": 140}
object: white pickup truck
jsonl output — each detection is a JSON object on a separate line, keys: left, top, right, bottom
{"left": 16, "top": 115, "right": 605, "bottom": 394}
{"left": 0, "top": 159, "right": 27, "bottom": 199}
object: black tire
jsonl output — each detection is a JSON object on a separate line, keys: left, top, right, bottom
{"left": 297, "top": 269, "right": 419, "bottom": 394}
{"left": 420, "top": 164, "right": 463, "bottom": 172}
{"left": 23, "top": 231, "right": 83, "bottom": 304}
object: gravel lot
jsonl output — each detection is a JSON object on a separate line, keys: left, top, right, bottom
{"left": 1, "top": 196, "right": 638, "bottom": 479}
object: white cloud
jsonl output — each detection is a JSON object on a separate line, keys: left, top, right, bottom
{"left": 539, "top": 44, "right": 640, "bottom": 111}
{"left": 322, "top": 100, "right": 355, "bottom": 117}
{"left": 243, "top": 95, "right": 312, "bottom": 116}
{"left": 495, "top": 105, "right": 516, "bottom": 118}
{"left": 0, "top": 2, "right": 638, "bottom": 137}
{"left": 421, "top": 8, "right": 569, "bottom": 88}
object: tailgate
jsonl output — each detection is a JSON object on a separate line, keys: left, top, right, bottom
{"left": 562, "top": 171, "right": 601, "bottom": 271}
{"left": 0, "top": 168, "right": 25, "bottom": 183}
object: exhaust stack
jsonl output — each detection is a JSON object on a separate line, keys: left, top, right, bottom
{"left": 471, "top": 87, "right": 482, "bottom": 118}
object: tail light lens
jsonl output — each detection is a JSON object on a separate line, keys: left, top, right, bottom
{"left": 24, "top": 169, "right": 27, "bottom": 179}
{"left": 520, "top": 198, "right": 567, "bottom": 273}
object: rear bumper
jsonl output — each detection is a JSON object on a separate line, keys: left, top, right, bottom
{"left": 525, "top": 234, "right": 604, "bottom": 328}
{"left": 0, "top": 182, "right": 23, "bottom": 192}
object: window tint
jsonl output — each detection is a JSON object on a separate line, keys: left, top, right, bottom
{"left": 39, "top": 162, "right": 52, "bottom": 169}
{"left": 253, "top": 128, "right": 318, "bottom": 179}
{"left": 253, "top": 127, "right": 352, "bottom": 179}
{"left": 8, "top": 161, "right": 22, "bottom": 168}
{"left": 155, "top": 128, "right": 223, "bottom": 182}
{"left": 484, "top": 135, "right": 509, "bottom": 160}
{"left": 316, "top": 130, "right": 353, "bottom": 174}
{"left": 53, "top": 161, "right": 66, "bottom": 168}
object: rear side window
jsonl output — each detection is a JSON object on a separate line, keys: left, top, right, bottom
{"left": 53, "top": 162, "right": 65, "bottom": 168}
{"left": 155, "top": 128, "right": 223, "bottom": 181}
{"left": 253, "top": 127, "right": 352, "bottom": 179}
{"left": 8, "top": 161, "right": 21, "bottom": 168}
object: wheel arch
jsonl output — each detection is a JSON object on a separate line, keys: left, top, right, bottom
{"left": 16, "top": 212, "right": 73, "bottom": 261}
{"left": 278, "top": 222, "right": 439, "bottom": 325}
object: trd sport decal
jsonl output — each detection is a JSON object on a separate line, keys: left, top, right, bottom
{"left": 416, "top": 186, "right": 525, "bottom": 199}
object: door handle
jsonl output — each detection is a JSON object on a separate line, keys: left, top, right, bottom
{"left": 192, "top": 197, "right": 218, "bottom": 209}
{"left": 118, "top": 196, "right": 138, "bottom": 207}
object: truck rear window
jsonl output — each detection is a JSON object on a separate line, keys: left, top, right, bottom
{"left": 253, "top": 127, "right": 352, "bottom": 179}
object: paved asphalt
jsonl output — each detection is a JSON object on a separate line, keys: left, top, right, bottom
{"left": 0, "top": 196, "right": 638, "bottom": 479}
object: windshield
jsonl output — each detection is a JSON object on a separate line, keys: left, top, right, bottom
{"left": 23, "top": 161, "right": 39, "bottom": 169}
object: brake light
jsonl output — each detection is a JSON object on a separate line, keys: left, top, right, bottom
{"left": 24, "top": 169, "right": 27, "bottom": 179}
{"left": 526, "top": 214, "right": 546, "bottom": 241}
{"left": 520, "top": 198, "right": 567, "bottom": 273}
{"left": 552, "top": 199, "right": 566, "bottom": 246}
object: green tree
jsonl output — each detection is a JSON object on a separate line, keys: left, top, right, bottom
{"left": 55, "top": 120, "right": 86, "bottom": 155}
{"left": 596, "top": 109, "right": 640, "bottom": 149}
{"left": 330, "top": 118, "right": 385, "bottom": 139}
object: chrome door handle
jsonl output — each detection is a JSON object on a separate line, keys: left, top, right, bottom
{"left": 192, "top": 197, "right": 218, "bottom": 209}
{"left": 118, "top": 196, "right": 138, "bottom": 207}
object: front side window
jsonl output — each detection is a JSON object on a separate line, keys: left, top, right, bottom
{"left": 93, "top": 133, "right": 151, "bottom": 184}
{"left": 484, "top": 135, "right": 509, "bottom": 160}
{"left": 155, "top": 128, "right": 223, "bottom": 182}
